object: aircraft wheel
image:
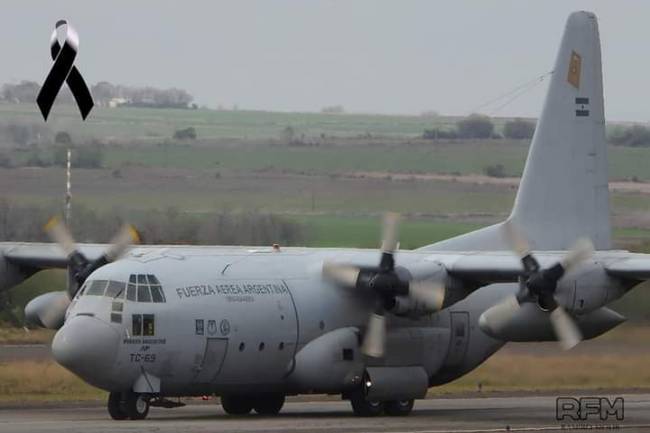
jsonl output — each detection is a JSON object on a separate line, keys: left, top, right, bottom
{"left": 253, "top": 394, "right": 285, "bottom": 415}
{"left": 349, "top": 390, "right": 384, "bottom": 417}
{"left": 123, "top": 392, "right": 150, "bottom": 420}
{"left": 221, "top": 395, "right": 253, "bottom": 415}
{"left": 107, "top": 392, "right": 128, "bottom": 420}
{"left": 385, "top": 399, "right": 414, "bottom": 416}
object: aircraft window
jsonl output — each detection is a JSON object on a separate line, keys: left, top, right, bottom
{"left": 150, "top": 286, "right": 164, "bottom": 303}
{"left": 126, "top": 274, "right": 166, "bottom": 303}
{"left": 86, "top": 280, "right": 108, "bottom": 296}
{"left": 137, "top": 285, "right": 152, "bottom": 303}
{"left": 132, "top": 314, "right": 142, "bottom": 336}
{"left": 126, "top": 283, "right": 136, "bottom": 301}
{"left": 143, "top": 314, "right": 155, "bottom": 336}
{"left": 105, "top": 281, "right": 126, "bottom": 298}
{"left": 76, "top": 282, "right": 88, "bottom": 298}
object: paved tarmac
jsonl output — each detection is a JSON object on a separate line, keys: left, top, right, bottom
{"left": 1, "top": 394, "right": 650, "bottom": 433}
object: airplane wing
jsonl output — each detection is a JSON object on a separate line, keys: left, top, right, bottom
{"left": 444, "top": 251, "right": 650, "bottom": 286}
{"left": 604, "top": 256, "right": 650, "bottom": 281}
{"left": 437, "top": 252, "right": 570, "bottom": 286}
{"left": 1, "top": 242, "right": 109, "bottom": 270}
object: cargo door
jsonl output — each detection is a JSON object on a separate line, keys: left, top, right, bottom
{"left": 446, "top": 311, "right": 470, "bottom": 366}
{"left": 193, "top": 338, "right": 228, "bottom": 383}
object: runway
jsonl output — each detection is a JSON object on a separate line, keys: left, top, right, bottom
{"left": 2, "top": 394, "right": 650, "bottom": 433}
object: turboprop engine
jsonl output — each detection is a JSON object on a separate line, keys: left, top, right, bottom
{"left": 23, "top": 217, "right": 139, "bottom": 330}
{"left": 479, "top": 222, "right": 630, "bottom": 349}
{"left": 323, "top": 213, "right": 471, "bottom": 358}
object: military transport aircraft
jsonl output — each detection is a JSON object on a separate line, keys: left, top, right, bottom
{"left": 0, "top": 11, "right": 644, "bottom": 420}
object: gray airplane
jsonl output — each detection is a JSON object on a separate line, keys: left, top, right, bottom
{"left": 0, "top": 11, "right": 645, "bottom": 420}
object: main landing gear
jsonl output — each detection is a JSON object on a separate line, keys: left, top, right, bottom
{"left": 348, "top": 390, "right": 415, "bottom": 417}
{"left": 220, "top": 393, "right": 286, "bottom": 416}
{"left": 108, "top": 391, "right": 150, "bottom": 420}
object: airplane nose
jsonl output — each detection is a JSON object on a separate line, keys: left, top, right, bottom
{"left": 52, "top": 315, "right": 120, "bottom": 388}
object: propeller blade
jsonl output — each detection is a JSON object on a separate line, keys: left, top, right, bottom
{"left": 502, "top": 220, "right": 530, "bottom": 259}
{"left": 105, "top": 224, "right": 140, "bottom": 261}
{"left": 380, "top": 212, "right": 400, "bottom": 254}
{"left": 361, "top": 312, "right": 386, "bottom": 358}
{"left": 409, "top": 280, "right": 446, "bottom": 311}
{"left": 322, "top": 261, "right": 361, "bottom": 287}
{"left": 560, "top": 237, "right": 594, "bottom": 273}
{"left": 44, "top": 216, "right": 77, "bottom": 257}
{"left": 478, "top": 294, "right": 522, "bottom": 335}
{"left": 550, "top": 306, "right": 582, "bottom": 350}
{"left": 502, "top": 220, "right": 540, "bottom": 274}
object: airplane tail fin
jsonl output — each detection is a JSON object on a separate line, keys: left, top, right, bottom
{"left": 423, "top": 11, "right": 611, "bottom": 251}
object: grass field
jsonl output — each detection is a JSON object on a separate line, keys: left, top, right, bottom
{"left": 0, "top": 103, "right": 462, "bottom": 141}
{"left": 4, "top": 101, "right": 650, "bottom": 180}
{"left": 96, "top": 143, "right": 650, "bottom": 182}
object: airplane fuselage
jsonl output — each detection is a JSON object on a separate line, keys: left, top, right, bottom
{"left": 57, "top": 246, "right": 511, "bottom": 396}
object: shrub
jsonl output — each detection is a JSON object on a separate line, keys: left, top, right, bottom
{"left": 609, "top": 125, "right": 650, "bottom": 147}
{"left": 74, "top": 145, "right": 103, "bottom": 168}
{"left": 484, "top": 163, "right": 506, "bottom": 178}
{"left": 173, "top": 127, "right": 197, "bottom": 140}
{"left": 423, "top": 128, "right": 457, "bottom": 140}
{"left": 54, "top": 131, "right": 72, "bottom": 145}
{"left": 0, "top": 153, "right": 11, "bottom": 168}
{"left": 457, "top": 114, "right": 495, "bottom": 139}
{"left": 503, "top": 118, "right": 536, "bottom": 139}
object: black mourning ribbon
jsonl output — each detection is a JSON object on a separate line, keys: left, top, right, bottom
{"left": 37, "top": 20, "right": 94, "bottom": 121}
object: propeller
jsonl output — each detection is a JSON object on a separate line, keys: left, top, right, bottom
{"left": 44, "top": 216, "right": 140, "bottom": 297}
{"left": 481, "top": 220, "right": 593, "bottom": 350}
{"left": 25, "top": 217, "right": 141, "bottom": 330}
{"left": 323, "top": 213, "right": 446, "bottom": 358}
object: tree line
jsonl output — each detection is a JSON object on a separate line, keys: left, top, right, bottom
{"left": 424, "top": 114, "right": 650, "bottom": 148}
{"left": 1, "top": 80, "right": 194, "bottom": 109}
{"left": 423, "top": 115, "right": 536, "bottom": 140}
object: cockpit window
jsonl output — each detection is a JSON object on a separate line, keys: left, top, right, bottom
{"left": 86, "top": 280, "right": 108, "bottom": 296}
{"left": 127, "top": 274, "right": 166, "bottom": 303}
{"left": 137, "top": 285, "right": 152, "bottom": 302}
{"left": 82, "top": 279, "right": 127, "bottom": 299}
{"left": 151, "top": 286, "right": 164, "bottom": 303}
{"left": 126, "top": 281, "right": 136, "bottom": 301}
{"left": 105, "top": 281, "right": 126, "bottom": 298}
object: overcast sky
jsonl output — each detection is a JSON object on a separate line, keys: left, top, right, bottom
{"left": 2, "top": 1, "right": 649, "bottom": 121}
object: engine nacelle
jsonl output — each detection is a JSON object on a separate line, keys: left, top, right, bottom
{"left": 555, "top": 264, "right": 631, "bottom": 315}
{"left": 390, "top": 262, "right": 470, "bottom": 318}
{"left": 287, "top": 327, "right": 364, "bottom": 393}
{"left": 24, "top": 291, "right": 70, "bottom": 329}
{"left": 479, "top": 304, "right": 625, "bottom": 342}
